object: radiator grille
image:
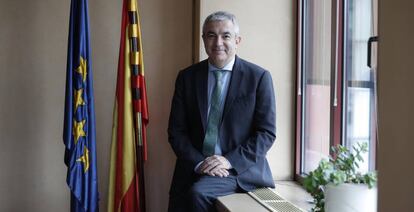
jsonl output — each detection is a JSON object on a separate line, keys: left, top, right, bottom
{"left": 248, "top": 188, "right": 306, "bottom": 212}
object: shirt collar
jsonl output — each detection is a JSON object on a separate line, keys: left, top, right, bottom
{"left": 208, "top": 57, "right": 235, "bottom": 72}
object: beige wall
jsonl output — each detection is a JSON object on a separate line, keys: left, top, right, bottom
{"left": 0, "top": 0, "right": 71, "bottom": 211}
{"left": 0, "top": 0, "right": 295, "bottom": 211}
{"left": 140, "top": 1, "right": 193, "bottom": 211}
{"left": 197, "top": 0, "right": 296, "bottom": 180}
{"left": 0, "top": 0, "right": 192, "bottom": 211}
{"left": 377, "top": 0, "right": 414, "bottom": 211}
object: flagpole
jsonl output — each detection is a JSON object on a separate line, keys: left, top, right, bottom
{"left": 108, "top": 0, "right": 148, "bottom": 210}
{"left": 128, "top": 0, "right": 147, "bottom": 211}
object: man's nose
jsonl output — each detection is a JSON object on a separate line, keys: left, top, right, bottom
{"left": 214, "top": 36, "right": 224, "bottom": 45}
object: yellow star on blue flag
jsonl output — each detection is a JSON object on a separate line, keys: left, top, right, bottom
{"left": 74, "top": 88, "right": 85, "bottom": 111}
{"left": 75, "top": 57, "right": 87, "bottom": 82}
{"left": 72, "top": 119, "right": 86, "bottom": 145}
{"left": 77, "top": 145, "right": 90, "bottom": 173}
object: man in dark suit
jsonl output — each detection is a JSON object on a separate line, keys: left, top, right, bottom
{"left": 167, "top": 11, "right": 276, "bottom": 212}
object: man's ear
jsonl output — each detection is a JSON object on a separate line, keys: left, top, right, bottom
{"left": 236, "top": 36, "right": 241, "bottom": 45}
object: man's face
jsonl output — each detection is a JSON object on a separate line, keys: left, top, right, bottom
{"left": 202, "top": 20, "right": 241, "bottom": 68}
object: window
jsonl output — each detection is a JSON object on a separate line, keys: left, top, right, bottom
{"left": 296, "top": 0, "right": 378, "bottom": 178}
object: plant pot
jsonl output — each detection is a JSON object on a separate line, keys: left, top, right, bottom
{"left": 325, "top": 183, "right": 377, "bottom": 212}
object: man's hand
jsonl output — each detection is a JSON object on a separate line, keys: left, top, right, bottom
{"left": 197, "top": 155, "right": 232, "bottom": 177}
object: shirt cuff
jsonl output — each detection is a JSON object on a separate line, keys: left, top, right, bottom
{"left": 194, "top": 161, "right": 203, "bottom": 173}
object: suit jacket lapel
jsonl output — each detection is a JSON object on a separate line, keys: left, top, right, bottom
{"left": 196, "top": 60, "right": 209, "bottom": 132}
{"left": 222, "top": 56, "right": 243, "bottom": 122}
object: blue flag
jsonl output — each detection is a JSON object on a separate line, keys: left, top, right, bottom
{"left": 64, "top": 0, "right": 99, "bottom": 211}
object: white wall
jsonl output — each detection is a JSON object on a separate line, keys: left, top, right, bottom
{"left": 377, "top": 0, "right": 414, "bottom": 211}
{"left": 197, "top": 0, "right": 296, "bottom": 180}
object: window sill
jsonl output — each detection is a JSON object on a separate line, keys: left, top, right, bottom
{"left": 216, "top": 181, "right": 314, "bottom": 212}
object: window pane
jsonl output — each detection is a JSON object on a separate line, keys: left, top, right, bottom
{"left": 302, "top": 0, "right": 332, "bottom": 174}
{"left": 344, "top": 0, "right": 376, "bottom": 172}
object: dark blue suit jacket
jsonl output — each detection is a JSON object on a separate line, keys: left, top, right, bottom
{"left": 168, "top": 56, "right": 276, "bottom": 197}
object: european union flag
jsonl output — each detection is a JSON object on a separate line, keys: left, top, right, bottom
{"left": 64, "top": 0, "right": 99, "bottom": 211}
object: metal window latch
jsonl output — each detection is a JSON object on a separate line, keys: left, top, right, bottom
{"left": 367, "top": 36, "right": 379, "bottom": 68}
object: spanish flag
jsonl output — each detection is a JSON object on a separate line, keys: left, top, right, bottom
{"left": 64, "top": 0, "right": 99, "bottom": 211}
{"left": 107, "top": 0, "right": 149, "bottom": 211}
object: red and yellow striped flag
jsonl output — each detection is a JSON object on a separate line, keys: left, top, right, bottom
{"left": 108, "top": 0, "right": 148, "bottom": 211}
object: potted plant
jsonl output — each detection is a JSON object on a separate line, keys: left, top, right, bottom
{"left": 303, "top": 143, "right": 377, "bottom": 212}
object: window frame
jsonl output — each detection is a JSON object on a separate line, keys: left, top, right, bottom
{"left": 295, "top": 0, "right": 346, "bottom": 180}
{"left": 296, "top": 0, "right": 378, "bottom": 180}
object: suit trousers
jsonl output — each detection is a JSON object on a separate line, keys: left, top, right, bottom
{"left": 168, "top": 174, "right": 241, "bottom": 212}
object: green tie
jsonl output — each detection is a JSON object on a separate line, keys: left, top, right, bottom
{"left": 203, "top": 70, "right": 225, "bottom": 156}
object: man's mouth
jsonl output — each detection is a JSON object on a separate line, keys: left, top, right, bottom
{"left": 213, "top": 49, "right": 225, "bottom": 53}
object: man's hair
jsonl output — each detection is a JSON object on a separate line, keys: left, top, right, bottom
{"left": 202, "top": 11, "right": 240, "bottom": 35}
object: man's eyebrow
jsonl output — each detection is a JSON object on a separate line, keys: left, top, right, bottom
{"left": 205, "top": 31, "right": 233, "bottom": 36}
